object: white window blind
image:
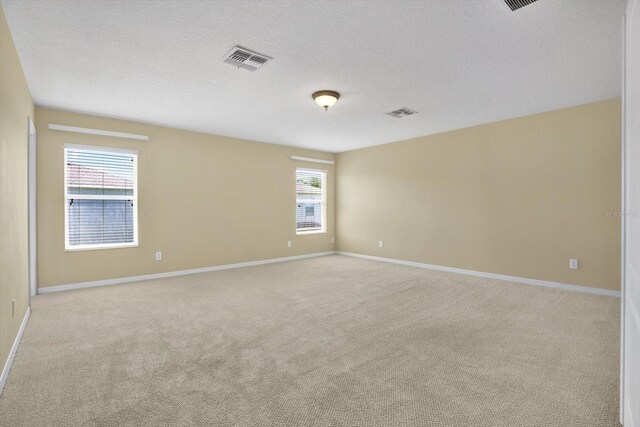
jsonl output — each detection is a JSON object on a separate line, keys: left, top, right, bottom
{"left": 296, "top": 168, "right": 326, "bottom": 234}
{"left": 64, "top": 146, "right": 138, "bottom": 250}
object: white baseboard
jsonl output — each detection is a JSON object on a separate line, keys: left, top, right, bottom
{"left": 337, "top": 252, "right": 621, "bottom": 298}
{"left": 0, "top": 306, "right": 30, "bottom": 395}
{"left": 38, "top": 250, "right": 619, "bottom": 298}
{"left": 39, "top": 251, "right": 336, "bottom": 294}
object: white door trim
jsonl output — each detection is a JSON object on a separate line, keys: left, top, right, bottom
{"left": 28, "top": 118, "right": 37, "bottom": 297}
{"left": 623, "top": 1, "right": 640, "bottom": 425}
{"left": 620, "top": 12, "right": 626, "bottom": 425}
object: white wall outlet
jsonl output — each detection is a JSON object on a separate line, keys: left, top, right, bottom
{"left": 569, "top": 259, "right": 578, "bottom": 270}
{"left": 378, "top": 240, "right": 384, "bottom": 248}
{"left": 331, "top": 237, "right": 335, "bottom": 244}
{"left": 287, "top": 241, "right": 292, "bottom": 248}
{"left": 155, "top": 251, "right": 162, "bottom": 261}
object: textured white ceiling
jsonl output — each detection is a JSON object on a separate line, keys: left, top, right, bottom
{"left": 1, "top": 0, "right": 625, "bottom": 152}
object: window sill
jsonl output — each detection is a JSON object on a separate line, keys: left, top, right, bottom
{"left": 296, "top": 230, "right": 327, "bottom": 235}
{"left": 65, "top": 243, "right": 138, "bottom": 252}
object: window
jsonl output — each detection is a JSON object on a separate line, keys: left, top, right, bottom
{"left": 296, "top": 168, "right": 326, "bottom": 234}
{"left": 64, "top": 145, "right": 138, "bottom": 250}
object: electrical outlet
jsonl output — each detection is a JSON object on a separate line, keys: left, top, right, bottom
{"left": 569, "top": 259, "right": 578, "bottom": 270}
{"left": 12, "top": 299, "right": 15, "bottom": 318}
{"left": 331, "top": 237, "right": 335, "bottom": 244}
{"left": 378, "top": 240, "right": 384, "bottom": 248}
{"left": 155, "top": 251, "right": 162, "bottom": 261}
{"left": 287, "top": 241, "right": 292, "bottom": 248}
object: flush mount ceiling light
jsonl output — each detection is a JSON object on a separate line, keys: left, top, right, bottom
{"left": 312, "top": 91, "right": 340, "bottom": 111}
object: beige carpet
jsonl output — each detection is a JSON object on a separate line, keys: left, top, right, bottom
{"left": 0, "top": 255, "right": 619, "bottom": 426}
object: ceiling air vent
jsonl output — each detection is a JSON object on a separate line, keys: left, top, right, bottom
{"left": 223, "top": 46, "right": 272, "bottom": 71}
{"left": 386, "top": 107, "right": 418, "bottom": 119}
{"left": 504, "top": 0, "right": 538, "bottom": 11}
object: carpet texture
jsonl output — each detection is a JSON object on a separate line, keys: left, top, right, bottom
{"left": 0, "top": 255, "right": 620, "bottom": 426}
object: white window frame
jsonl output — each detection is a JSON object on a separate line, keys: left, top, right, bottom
{"left": 296, "top": 168, "right": 327, "bottom": 235}
{"left": 64, "top": 144, "right": 139, "bottom": 251}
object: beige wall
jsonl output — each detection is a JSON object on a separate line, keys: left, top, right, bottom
{"left": 0, "top": 6, "right": 33, "bottom": 375}
{"left": 336, "top": 99, "right": 621, "bottom": 291}
{"left": 36, "top": 108, "right": 335, "bottom": 288}
{"left": 38, "top": 100, "right": 621, "bottom": 291}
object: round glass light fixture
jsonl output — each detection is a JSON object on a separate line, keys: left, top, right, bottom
{"left": 312, "top": 90, "right": 340, "bottom": 111}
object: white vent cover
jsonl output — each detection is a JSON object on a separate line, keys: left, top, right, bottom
{"left": 223, "top": 46, "right": 272, "bottom": 71}
{"left": 386, "top": 107, "right": 418, "bottom": 118}
{"left": 504, "top": 0, "right": 538, "bottom": 11}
